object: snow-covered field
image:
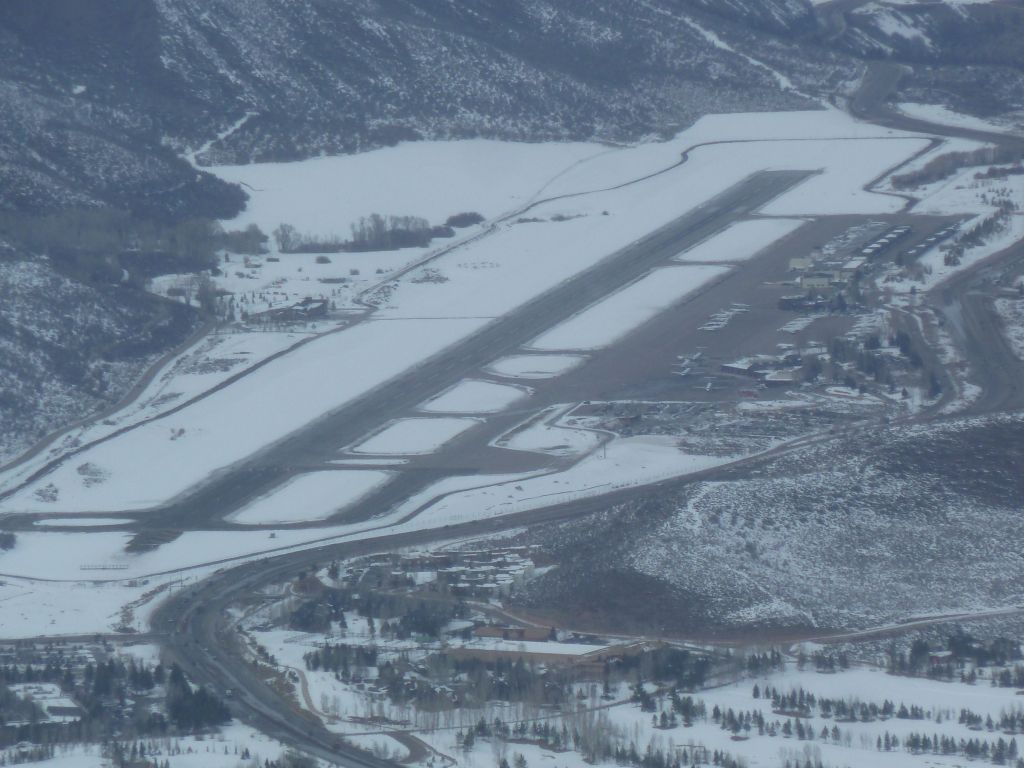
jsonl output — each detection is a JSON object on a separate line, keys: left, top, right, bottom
{"left": 0, "top": 431, "right": 747, "bottom": 591}
{"left": 419, "top": 379, "right": 530, "bottom": 414}
{"left": 0, "top": 318, "right": 482, "bottom": 512}
{"left": 869, "top": 132, "right": 1024, "bottom": 293}
{"left": 0, "top": 576, "right": 138, "bottom": 635}
{"left": 0, "top": 108, "right": 944, "bottom": 640}
{"left": 491, "top": 405, "right": 603, "bottom": 457}
{"left": 528, "top": 265, "right": 729, "bottom": 351}
{"left": 92, "top": 330, "right": 312, "bottom": 435}
{"left": 538, "top": 108, "right": 922, "bottom": 201}
{"left": 0, "top": 723, "right": 288, "bottom": 768}
{"left": 0, "top": 108, "right": 928, "bottom": 517}
{"left": 209, "top": 139, "right": 609, "bottom": 240}
{"left": 402, "top": 435, "right": 736, "bottom": 528}
{"left": 486, "top": 353, "right": 587, "bottom": 379}
{"left": 226, "top": 470, "right": 393, "bottom": 525}
{"left": 350, "top": 417, "right": 480, "bottom": 456}
{"left": 250, "top": 611, "right": 1024, "bottom": 768}
{"left": 675, "top": 218, "right": 806, "bottom": 263}
{"left": 1, "top": 109, "right": 928, "bottom": 519}
{"left": 0, "top": 329, "right": 312, "bottom": 496}
{"left": 406, "top": 663, "right": 1024, "bottom": 768}
{"left": 885, "top": 162, "right": 1024, "bottom": 292}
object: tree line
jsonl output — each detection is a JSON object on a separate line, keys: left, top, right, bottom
{"left": 272, "top": 213, "right": 459, "bottom": 254}
{"left": 891, "top": 146, "right": 1024, "bottom": 190}
{"left": 0, "top": 660, "right": 229, "bottom": 749}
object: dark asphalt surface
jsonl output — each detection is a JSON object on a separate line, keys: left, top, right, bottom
{"left": 937, "top": 239, "right": 1024, "bottom": 415}
{"left": 851, "top": 61, "right": 1024, "bottom": 154}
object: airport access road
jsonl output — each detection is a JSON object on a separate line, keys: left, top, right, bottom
{"left": 850, "top": 61, "right": 1024, "bottom": 154}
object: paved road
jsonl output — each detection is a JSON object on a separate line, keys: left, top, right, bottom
{"left": 936, "top": 238, "right": 1024, "bottom": 414}
{"left": 851, "top": 61, "right": 1024, "bottom": 153}
{"left": 851, "top": 60, "right": 1024, "bottom": 414}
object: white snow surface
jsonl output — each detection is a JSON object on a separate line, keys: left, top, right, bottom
{"left": 485, "top": 353, "right": 587, "bottom": 379}
{"left": 0, "top": 436, "right": 739, "bottom": 583}
{"left": 349, "top": 417, "right": 479, "bottom": 455}
{"left": 0, "top": 575, "right": 137, "bottom": 636}
{"left": 0, "top": 108, "right": 941, "bottom": 619}
{"left": 417, "top": 664, "right": 1024, "bottom": 768}
{"left": 0, "top": 723, "right": 287, "bottom": 768}
{"left": 528, "top": 265, "right": 729, "bottom": 351}
{"left": 0, "top": 108, "right": 929, "bottom": 517}
{"left": 878, "top": 146, "right": 1024, "bottom": 293}
{"left": 898, "top": 102, "right": 1022, "bottom": 135}
{"left": 0, "top": 318, "right": 482, "bottom": 513}
{"left": 225, "top": 470, "right": 393, "bottom": 525}
{"left": 492, "top": 406, "right": 603, "bottom": 457}
{"left": 538, "top": 107, "right": 921, "bottom": 200}
{"left": 857, "top": 3, "right": 932, "bottom": 46}
{"left": 406, "top": 435, "right": 733, "bottom": 528}
{"left": 209, "top": 139, "right": 606, "bottom": 239}
{"left": 0, "top": 330, "right": 310, "bottom": 496}
{"left": 675, "top": 218, "right": 806, "bottom": 263}
{"left": 419, "top": 379, "right": 530, "bottom": 414}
